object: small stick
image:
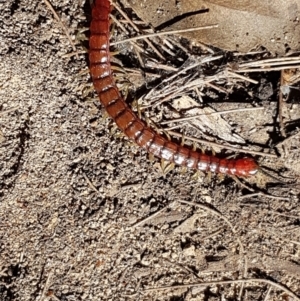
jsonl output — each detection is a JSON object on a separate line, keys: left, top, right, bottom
{"left": 227, "top": 70, "right": 259, "bottom": 84}
{"left": 143, "top": 278, "right": 300, "bottom": 301}
{"left": 232, "top": 175, "right": 255, "bottom": 192}
{"left": 131, "top": 204, "right": 170, "bottom": 228}
{"left": 112, "top": 1, "right": 165, "bottom": 60}
{"left": 0, "top": 107, "right": 19, "bottom": 116}
{"left": 238, "top": 192, "right": 290, "bottom": 201}
{"left": 236, "top": 65, "right": 300, "bottom": 73}
{"left": 83, "top": 173, "right": 98, "bottom": 193}
{"left": 239, "top": 56, "right": 300, "bottom": 68}
{"left": 278, "top": 70, "right": 287, "bottom": 137}
{"left": 263, "top": 286, "right": 272, "bottom": 301}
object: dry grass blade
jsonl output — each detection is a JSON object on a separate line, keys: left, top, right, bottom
{"left": 112, "top": 1, "right": 164, "bottom": 60}
{"left": 110, "top": 24, "right": 219, "bottom": 46}
{"left": 227, "top": 70, "right": 259, "bottom": 84}
{"left": 239, "top": 56, "right": 300, "bottom": 67}
{"left": 235, "top": 56, "right": 300, "bottom": 72}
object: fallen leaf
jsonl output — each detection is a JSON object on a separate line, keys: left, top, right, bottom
{"left": 172, "top": 95, "right": 245, "bottom": 144}
{"left": 126, "top": 0, "right": 300, "bottom": 54}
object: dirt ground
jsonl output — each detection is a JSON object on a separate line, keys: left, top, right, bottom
{"left": 1, "top": 1, "right": 300, "bottom": 300}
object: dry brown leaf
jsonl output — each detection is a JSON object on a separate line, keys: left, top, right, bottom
{"left": 172, "top": 95, "right": 245, "bottom": 144}
{"left": 126, "top": 0, "right": 300, "bottom": 54}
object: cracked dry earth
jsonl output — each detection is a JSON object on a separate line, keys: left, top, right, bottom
{"left": 0, "top": 0, "right": 300, "bottom": 301}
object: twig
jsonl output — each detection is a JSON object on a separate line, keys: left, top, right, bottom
{"left": 131, "top": 204, "right": 171, "bottom": 228}
{"left": 121, "top": 183, "right": 142, "bottom": 190}
{"left": 161, "top": 257, "right": 201, "bottom": 280}
{"left": 227, "top": 70, "right": 259, "bottom": 84}
{"left": 232, "top": 175, "right": 255, "bottom": 192}
{"left": 61, "top": 50, "right": 87, "bottom": 59}
{"left": 38, "top": 269, "right": 53, "bottom": 301}
{"left": 145, "top": 61, "right": 178, "bottom": 72}
{"left": 240, "top": 204, "right": 300, "bottom": 221}
{"left": 232, "top": 50, "right": 268, "bottom": 57}
{"left": 278, "top": 70, "right": 287, "bottom": 137}
{"left": 238, "top": 192, "right": 290, "bottom": 201}
{"left": 205, "top": 81, "right": 228, "bottom": 94}
{"left": 0, "top": 106, "right": 19, "bottom": 116}
{"left": 143, "top": 57, "right": 223, "bottom": 106}
{"left": 238, "top": 56, "right": 300, "bottom": 68}
{"left": 110, "top": 14, "right": 130, "bottom": 35}
{"left": 83, "top": 173, "right": 99, "bottom": 193}
{"left": 143, "top": 278, "right": 300, "bottom": 300}
{"left": 236, "top": 65, "right": 300, "bottom": 73}
{"left": 112, "top": 1, "right": 164, "bottom": 60}
{"left": 263, "top": 286, "right": 272, "bottom": 301}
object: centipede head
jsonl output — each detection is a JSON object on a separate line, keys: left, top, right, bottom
{"left": 233, "top": 158, "right": 259, "bottom": 177}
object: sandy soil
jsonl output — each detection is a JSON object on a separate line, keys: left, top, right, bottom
{"left": 0, "top": 1, "right": 300, "bottom": 300}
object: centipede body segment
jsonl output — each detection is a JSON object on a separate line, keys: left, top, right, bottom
{"left": 89, "top": 0, "right": 258, "bottom": 177}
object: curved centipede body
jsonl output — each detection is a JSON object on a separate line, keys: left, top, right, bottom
{"left": 89, "top": 0, "right": 258, "bottom": 177}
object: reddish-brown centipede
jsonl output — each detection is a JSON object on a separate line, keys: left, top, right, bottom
{"left": 89, "top": 0, "right": 258, "bottom": 177}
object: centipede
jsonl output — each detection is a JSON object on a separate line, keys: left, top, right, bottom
{"left": 89, "top": 0, "right": 259, "bottom": 177}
